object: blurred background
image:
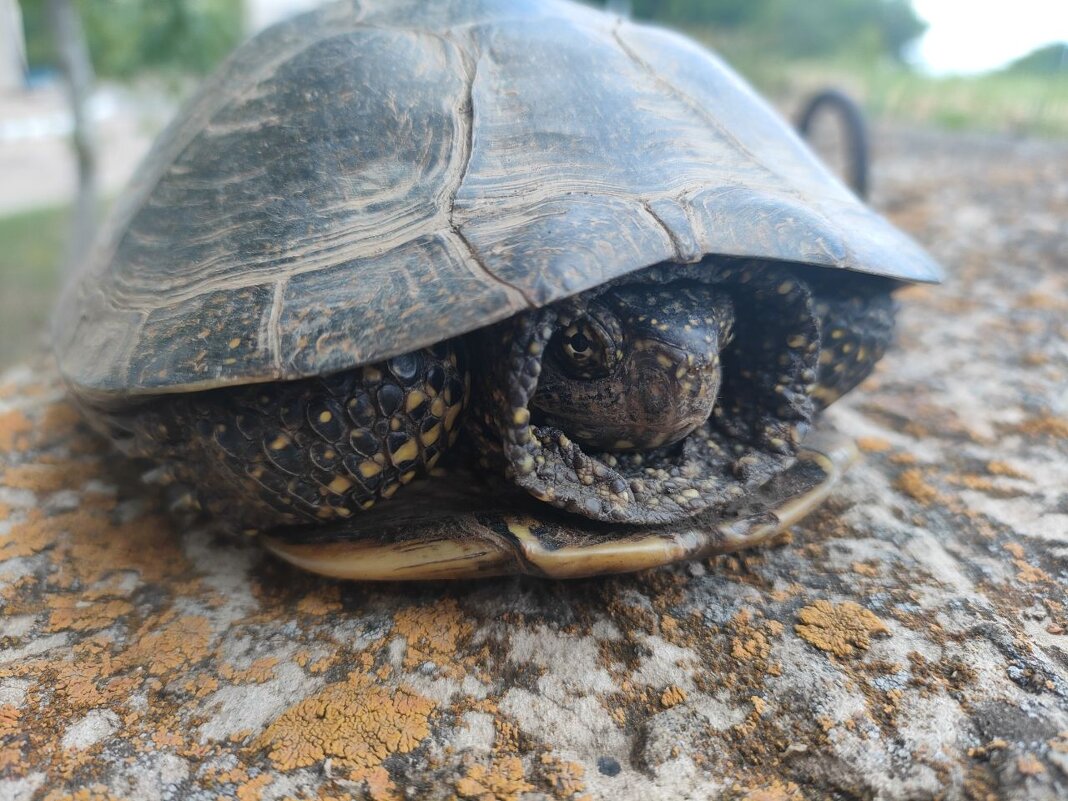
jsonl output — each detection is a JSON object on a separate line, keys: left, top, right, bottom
{"left": 0, "top": 0, "right": 1065, "bottom": 371}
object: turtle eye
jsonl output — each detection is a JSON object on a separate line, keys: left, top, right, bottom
{"left": 553, "top": 318, "right": 617, "bottom": 379}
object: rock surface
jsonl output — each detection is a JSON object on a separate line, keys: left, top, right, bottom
{"left": 2, "top": 125, "right": 1067, "bottom": 801}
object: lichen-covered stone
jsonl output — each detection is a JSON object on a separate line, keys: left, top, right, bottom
{"left": 2, "top": 125, "right": 1067, "bottom": 800}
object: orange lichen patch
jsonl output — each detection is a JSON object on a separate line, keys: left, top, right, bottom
{"left": 0, "top": 704, "right": 20, "bottom": 738}
{"left": 660, "top": 685, "right": 687, "bottom": 709}
{"left": 0, "top": 745, "right": 22, "bottom": 772}
{"left": 117, "top": 615, "right": 214, "bottom": 675}
{"left": 202, "top": 765, "right": 250, "bottom": 786}
{"left": 256, "top": 671, "right": 434, "bottom": 773}
{"left": 729, "top": 610, "right": 776, "bottom": 663}
{"left": 947, "top": 474, "right": 1002, "bottom": 493}
{"left": 895, "top": 468, "right": 941, "bottom": 505}
{"left": 219, "top": 657, "right": 280, "bottom": 684}
{"left": 46, "top": 597, "right": 135, "bottom": 632}
{"left": 392, "top": 598, "right": 473, "bottom": 676}
{"left": 150, "top": 727, "right": 185, "bottom": 750}
{"left": 1011, "top": 415, "right": 1068, "bottom": 439}
{"left": 48, "top": 656, "right": 112, "bottom": 711}
{"left": 796, "top": 601, "right": 889, "bottom": 657}
{"left": 362, "top": 765, "right": 402, "bottom": 801}
{"left": 888, "top": 451, "right": 918, "bottom": 466}
{"left": 1004, "top": 542, "right": 1025, "bottom": 559}
{"left": 967, "top": 738, "right": 1009, "bottom": 759}
{"left": 1017, "top": 289, "right": 1068, "bottom": 311}
{"left": 295, "top": 584, "right": 343, "bottom": 616}
{"left": 59, "top": 513, "right": 188, "bottom": 585}
{"left": 856, "top": 437, "right": 893, "bottom": 453}
{"left": 986, "top": 460, "right": 1030, "bottom": 479}
{"left": 741, "top": 780, "right": 805, "bottom": 801}
{"left": 0, "top": 461, "right": 98, "bottom": 494}
{"left": 493, "top": 718, "right": 521, "bottom": 755}
{"left": 0, "top": 409, "right": 33, "bottom": 452}
{"left": 539, "top": 753, "right": 587, "bottom": 798}
{"left": 307, "top": 654, "right": 337, "bottom": 675}
{"left": 0, "top": 509, "right": 59, "bottom": 560}
{"left": 1022, "top": 351, "right": 1049, "bottom": 366}
{"left": 42, "top": 787, "right": 130, "bottom": 801}
{"left": 0, "top": 502, "right": 10, "bottom": 521}
{"left": 234, "top": 773, "right": 274, "bottom": 801}
{"left": 1003, "top": 543, "right": 1051, "bottom": 583}
{"left": 1015, "top": 562, "right": 1050, "bottom": 584}
{"left": 1017, "top": 754, "right": 1046, "bottom": 775}
{"left": 455, "top": 756, "right": 533, "bottom": 801}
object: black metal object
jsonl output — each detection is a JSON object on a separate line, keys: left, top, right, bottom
{"left": 797, "top": 88, "right": 870, "bottom": 200}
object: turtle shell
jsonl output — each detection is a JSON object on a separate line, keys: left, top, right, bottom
{"left": 263, "top": 427, "right": 857, "bottom": 580}
{"left": 54, "top": 0, "right": 941, "bottom": 401}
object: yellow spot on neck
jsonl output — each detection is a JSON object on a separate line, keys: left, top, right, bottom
{"left": 391, "top": 438, "right": 419, "bottom": 465}
{"left": 420, "top": 423, "right": 442, "bottom": 447}
{"left": 327, "top": 476, "right": 352, "bottom": 495}
{"left": 358, "top": 461, "right": 382, "bottom": 478}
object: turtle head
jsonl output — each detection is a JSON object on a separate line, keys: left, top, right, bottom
{"left": 486, "top": 261, "right": 822, "bottom": 525}
{"left": 530, "top": 283, "right": 734, "bottom": 452}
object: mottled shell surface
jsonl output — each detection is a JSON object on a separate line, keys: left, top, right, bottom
{"left": 55, "top": 0, "right": 941, "bottom": 398}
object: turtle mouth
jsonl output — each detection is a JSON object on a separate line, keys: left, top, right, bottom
{"left": 482, "top": 259, "right": 821, "bottom": 525}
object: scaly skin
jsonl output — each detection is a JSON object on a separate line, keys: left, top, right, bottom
{"left": 84, "top": 260, "right": 895, "bottom": 535}
{"left": 91, "top": 344, "right": 469, "bottom": 530}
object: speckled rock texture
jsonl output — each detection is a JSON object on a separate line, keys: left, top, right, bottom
{"left": 2, "top": 126, "right": 1067, "bottom": 801}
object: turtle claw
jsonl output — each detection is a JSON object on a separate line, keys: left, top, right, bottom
{"left": 165, "top": 484, "right": 201, "bottom": 516}
{"left": 140, "top": 465, "right": 175, "bottom": 486}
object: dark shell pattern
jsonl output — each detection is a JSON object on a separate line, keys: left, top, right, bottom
{"left": 54, "top": 0, "right": 940, "bottom": 401}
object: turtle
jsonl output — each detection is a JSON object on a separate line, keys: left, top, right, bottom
{"left": 53, "top": 0, "right": 941, "bottom": 581}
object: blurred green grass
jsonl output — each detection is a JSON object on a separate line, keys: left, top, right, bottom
{"left": 702, "top": 30, "right": 1068, "bottom": 137}
{"left": 0, "top": 205, "right": 68, "bottom": 369}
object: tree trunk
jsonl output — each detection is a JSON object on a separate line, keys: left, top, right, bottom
{"left": 46, "top": 0, "right": 97, "bottom": 276}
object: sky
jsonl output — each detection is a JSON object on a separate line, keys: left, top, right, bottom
{"left": 911, "top": 0, "right": 1068, "bottom": 74}
{"left": 243, "top": 0, "right": 1068, "bottom": 76}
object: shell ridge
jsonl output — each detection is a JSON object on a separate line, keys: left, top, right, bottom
{"left": 267, "top": 279, "right": 287, "bottom": 375}
{"left": 638, "top": 200, "right": 685, "bottom": 263}
{"left": 86, "top": 6, "right": 369, "bottom": 299}
{"left": 445, "top": 28, "right": 536, "bottom": 309}
{"left": 610, "top": 21, "right": 795, "bottom": 201}
{"left": 450, "top": 229, "right": 535, "bottom": 307}
{"left": 56, "top": 0, "right": 943, "bottom": 398}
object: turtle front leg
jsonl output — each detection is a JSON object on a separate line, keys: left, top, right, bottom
{"left": 100, "top": 344, "right": 469, "bottom": 532}
{"left": 808, "top": 275, "right": 897, "bottom": 409}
